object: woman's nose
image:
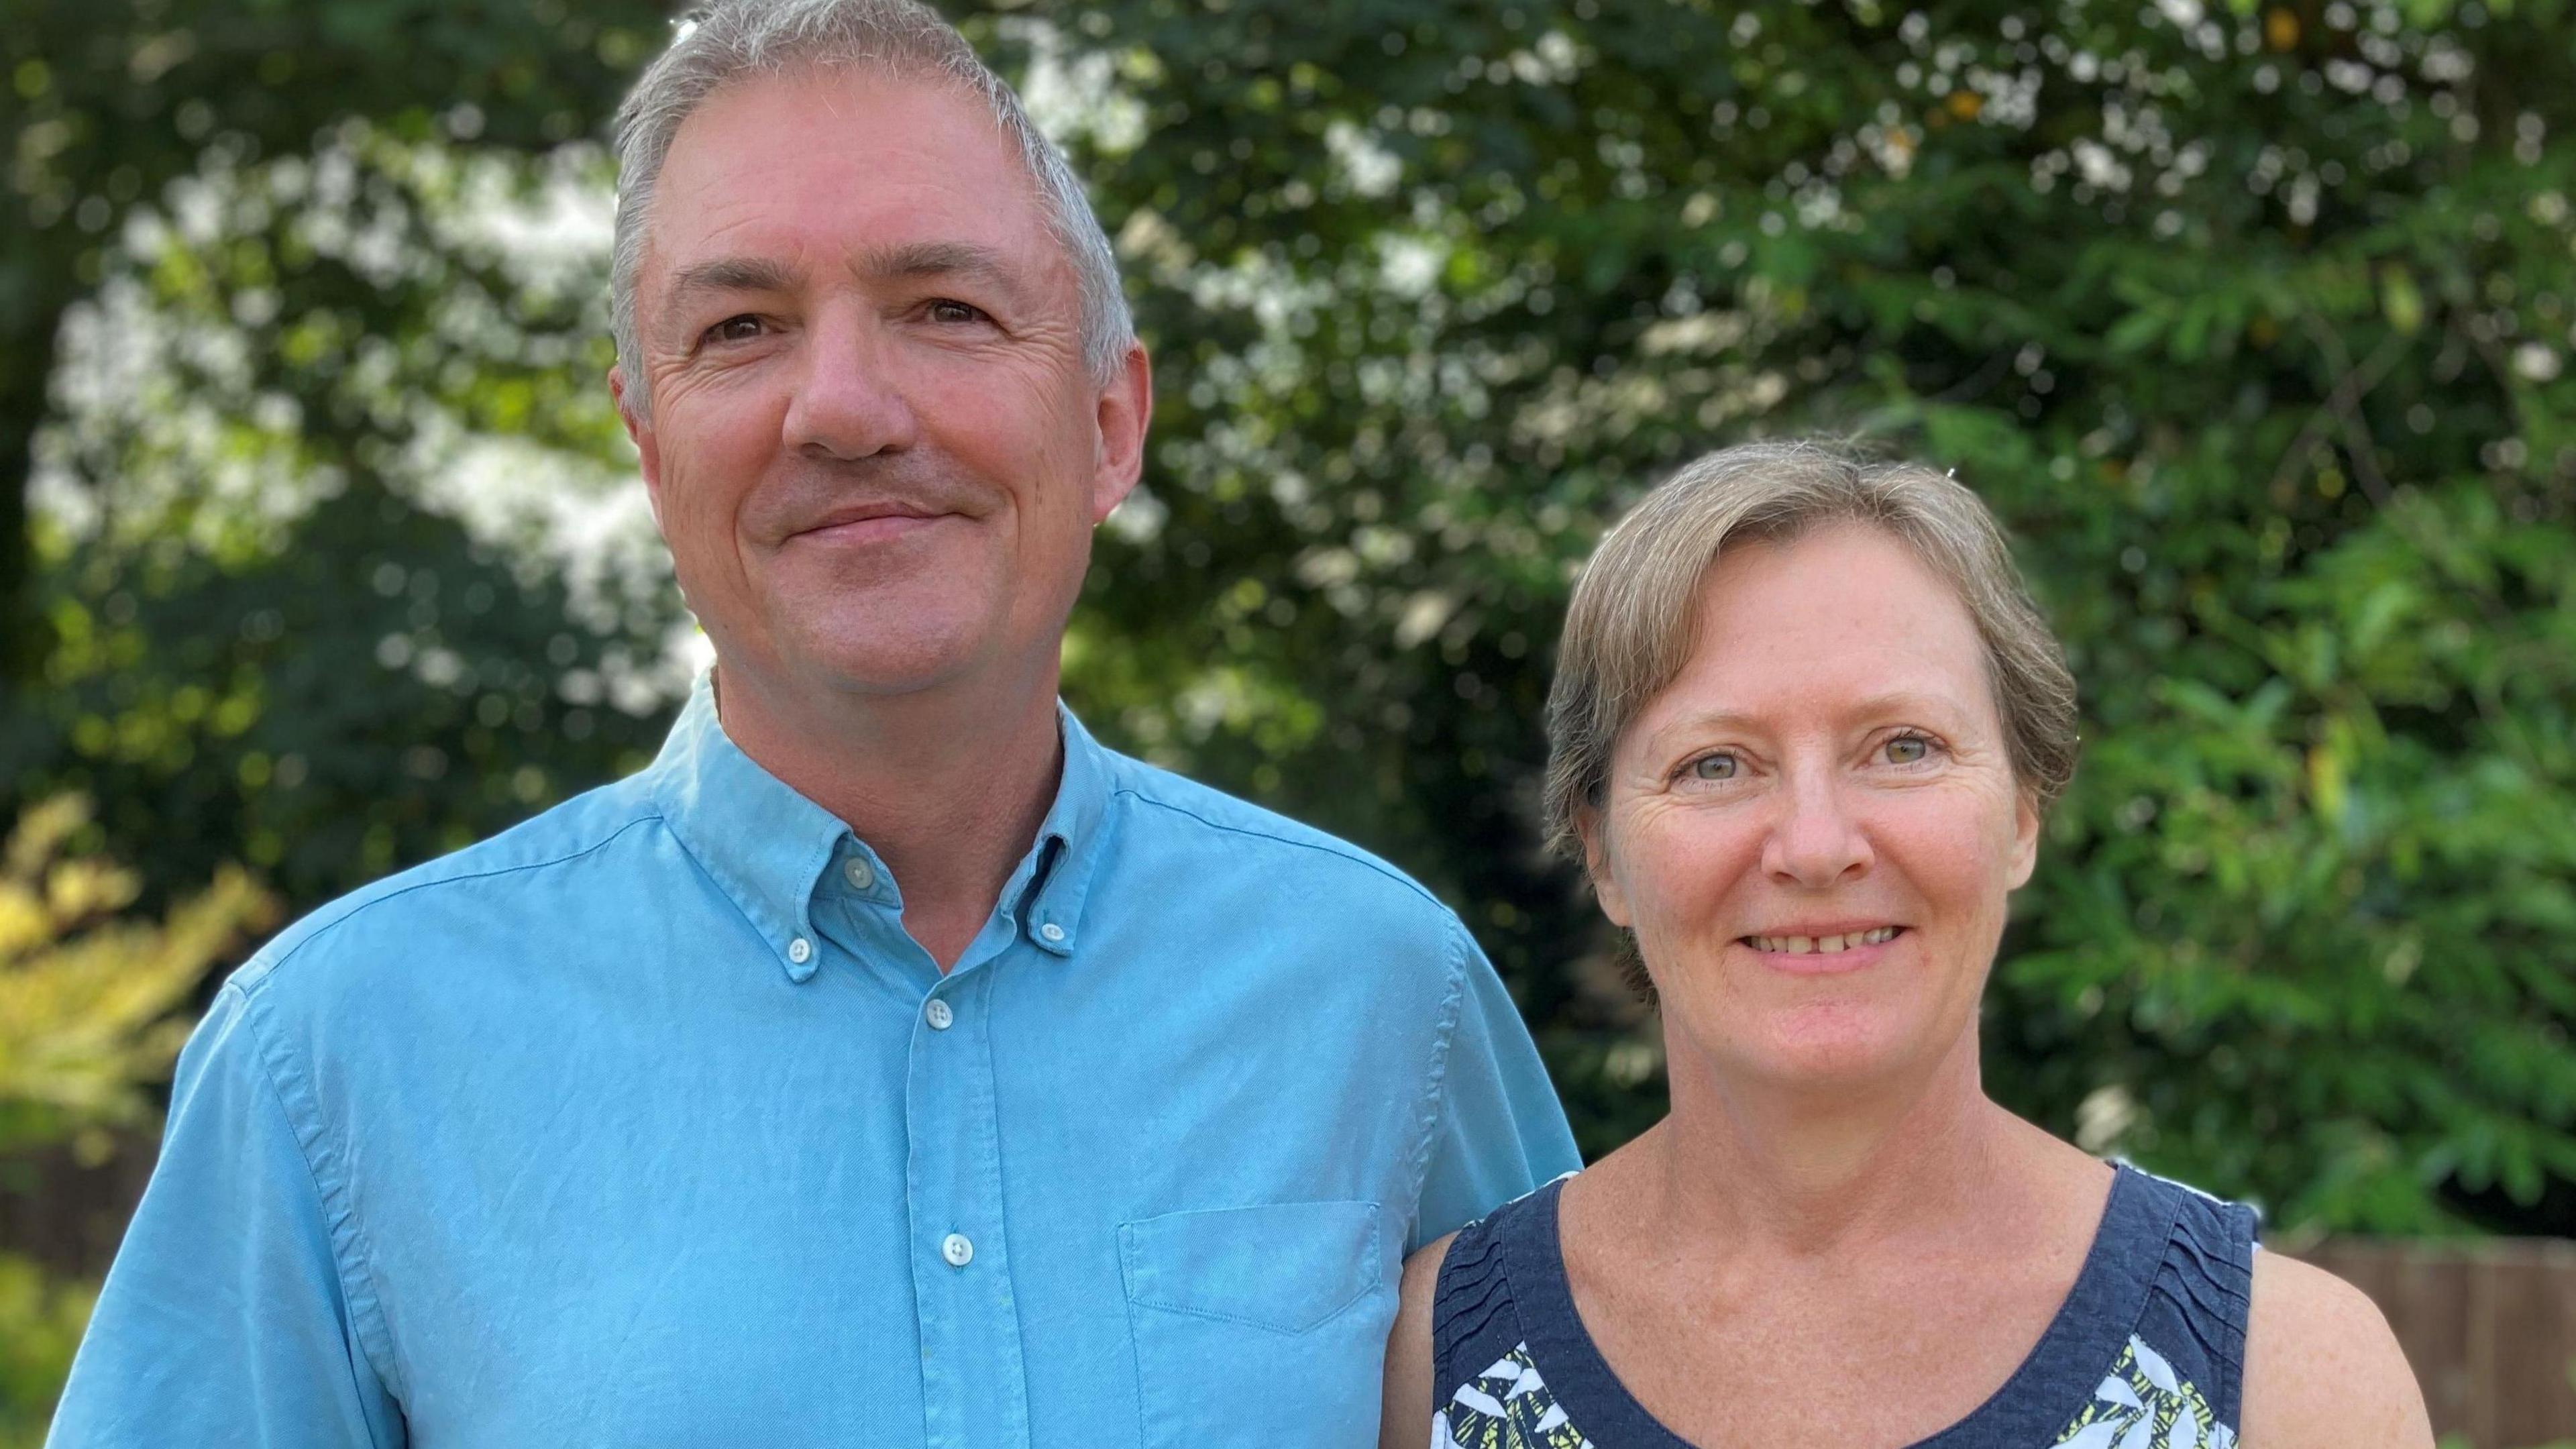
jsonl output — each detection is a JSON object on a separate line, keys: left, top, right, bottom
{"left": 1760, "top": 771, "right": 1873, "bottom": 889}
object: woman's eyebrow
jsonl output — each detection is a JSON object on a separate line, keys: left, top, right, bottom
{"left": 1841, "top": 688, "right": 1966, "bottom": 722}
{"left": 1646, "top": 691, "right": 1966, "bottom": 747}
{"left": 1634, "top": 708, "right": 1764, "bottom": 763}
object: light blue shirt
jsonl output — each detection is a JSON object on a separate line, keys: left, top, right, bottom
{"left": 52, "top": 677, "right": 1578, "bottom": 1448}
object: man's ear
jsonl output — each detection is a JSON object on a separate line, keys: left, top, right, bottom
{"left": 1579, "top": 805, "right": 1634, "bottom": 929}
{"left": 610, "top": 366, "right": 667, "bottom": 534}
{"left": 1089, "top": 341, "right": 1153, "bottom": 524}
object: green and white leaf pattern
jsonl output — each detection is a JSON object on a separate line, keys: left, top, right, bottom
{"left": 1433, "top": 1332, "right": 2234, "bottom": 1449}
{"left": 2051, "top": 1336, "right": 2237, "bottom": 1449}
{"left": 1434, "top": 1344, "right": 1593, "bottom": 1449}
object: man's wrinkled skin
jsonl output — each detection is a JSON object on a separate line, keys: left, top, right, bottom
{"left": 612, "top": 68, "right": 1151, "bottom": 967}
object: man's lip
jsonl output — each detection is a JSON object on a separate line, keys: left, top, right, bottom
{"left": 789, "top": 510, "right": 955, "bottom": 543}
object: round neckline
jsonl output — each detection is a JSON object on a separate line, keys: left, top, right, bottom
{"left": 1505, "top": 1163, "right": 2176, "bottom": 1449}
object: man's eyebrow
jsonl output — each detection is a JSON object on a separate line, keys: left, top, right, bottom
{"left": 851, "top": 241, "right": 1026, "bottom": 301}
{"left": 657, "top": 244, "right": 1031, "bottom": 334}
{"left": 663, "top": 256, "right": 800, "bottom": 309}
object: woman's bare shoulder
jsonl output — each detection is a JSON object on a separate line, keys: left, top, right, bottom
{"left": 2240, "top": 1250, "right": 2434, "bottom": 1449}
{"left": 1379, "top": 1232, "right": 1458, "bottom": 1449}
{"left": 1403, "top": 1230, "right": 1459, "bottom": 1305}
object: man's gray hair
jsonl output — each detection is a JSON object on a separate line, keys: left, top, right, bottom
{"left": 608, "top": 0, "right": 1134, "bottom": 415}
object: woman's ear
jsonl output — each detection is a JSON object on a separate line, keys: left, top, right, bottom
{"left": 2007, "top": 790, "right": 2041, "bottom": 890}
{"left": 1579, "top": 805, "right": 1634, "bottom": 928}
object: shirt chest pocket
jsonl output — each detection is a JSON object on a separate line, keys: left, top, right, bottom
{"left": 1118, "top": 1200, "right": 1393, "bottom": 1446}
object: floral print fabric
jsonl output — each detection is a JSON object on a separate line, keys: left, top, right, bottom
{"left": 1428, "top": 1333, "right": 2236, "bottom": 1449}
{"left": 1435, "top": 1345, "right": 1595, "bottom": 1449}
{"left": 2051, "top": 1335, "right": 2238, "bottom": 1449}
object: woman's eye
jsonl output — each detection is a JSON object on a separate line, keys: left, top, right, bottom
{"left": 1884, "top": 735, "right": 1931, "bottom": 765}
{"left": 926, "top": 299, "right": 987, "bottom": 324}
{"left": 1690, "top": 753, "right": 1739, "bottom": 782}
{"left": 705, "top": 315, "right": 763, "bottom": 343}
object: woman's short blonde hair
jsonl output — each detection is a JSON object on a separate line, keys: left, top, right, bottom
{"left": 1543, "top": 440, "right": 2081, "bottom": 864}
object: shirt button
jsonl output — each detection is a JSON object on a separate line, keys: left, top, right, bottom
{"left": 924, "top": 998, "right": 954, "bottom": 1030}
{"left": 786, "top": 936, "right": 812, "bottom": 965}
{"left": 1039, "top": 922, "right": 1067, "bottom": 944}
{"left": 843, "top": 858, "right": 875, "bottom": 891}
{"left": 941, "top": 1233, "right": 974, "bottom": 1268}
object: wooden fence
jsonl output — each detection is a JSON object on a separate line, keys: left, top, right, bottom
{"left": 2300, "top": 1238, "right": 2576, "bottom": 1448}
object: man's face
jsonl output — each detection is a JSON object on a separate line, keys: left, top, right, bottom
{"left": 616, "top": 68, "right": 1147, "bottom": 704}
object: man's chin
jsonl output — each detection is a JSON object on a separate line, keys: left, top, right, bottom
{"left": 780, "top": 621, "right": 1003, "bottom": 700}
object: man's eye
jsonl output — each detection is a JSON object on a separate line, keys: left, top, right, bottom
{"left": 1690, "top": 753, "right": 1739, "bottom": 782}
{"left": 1884, "top": 734, "right": 1931, "bottom": 765}
{"left": 926, "top": 299, "right": 989, "bottom": 324}
{"left": 704, "top": 315, "right": 764, "bottom": 343}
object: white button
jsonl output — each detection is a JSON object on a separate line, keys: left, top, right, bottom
{"left": 924, "top": 998, "right": 954, "bottom": 1030}
{"left": 1039, "top": 922, "right": 1067, "bottom": 944}
{"left": 786, "top": 936, "right": 812, "bottom": 965}
{"left": 941, "top": 1233, "right": 974, "bottom": 1267}
{"left": 843, "top": 858, "right": 875, "bottom": 890}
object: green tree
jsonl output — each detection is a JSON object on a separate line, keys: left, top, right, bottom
{"left": 2, "top": 0, "right": 674, "bottom": 677}
{"left": 8, "top": 0, "right": 2575, "bottom": 1254}
{"left": 998, "top": 0, "right": 2576, "bottom": 1232}
{"left": 7, "top": 76, "right": 690, "bottom": 916}
{"left": 0, "top": 796, "right": 273, "bottom": 1440}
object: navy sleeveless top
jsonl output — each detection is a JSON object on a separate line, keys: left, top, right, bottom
{"left": 1429, "top": 1165, "right": 2257, "bottom": 1449}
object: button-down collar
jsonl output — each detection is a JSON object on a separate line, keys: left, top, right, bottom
{"left": 642, "top": 672, "right": 1113, "bottom": 980}
{"left": 1022, "top": 703, "right": 1111, "bottom": 958}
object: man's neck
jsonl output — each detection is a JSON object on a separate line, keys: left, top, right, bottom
{"left": 712, "top": 657, "right": 1067, "bottom": 972}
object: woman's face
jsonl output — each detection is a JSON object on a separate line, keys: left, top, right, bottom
{"left": 1587, "top": 523, "right": 2040, "bottom": 1093}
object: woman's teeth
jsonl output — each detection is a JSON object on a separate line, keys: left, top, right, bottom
{"left": 1746, "top": 926, "right": 1900, "bottom": 955}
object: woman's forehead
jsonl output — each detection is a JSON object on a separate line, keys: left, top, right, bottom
{"left": 1641, "top": 526, "right": 1994, "bottom": 731}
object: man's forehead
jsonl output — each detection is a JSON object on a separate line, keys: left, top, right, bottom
{"left": 643, "top": 67, "right": 1048, "bottom": 274}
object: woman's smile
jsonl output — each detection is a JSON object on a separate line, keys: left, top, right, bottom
{"left": 1739, "top": 923, "right": 1907, "bottom": 973}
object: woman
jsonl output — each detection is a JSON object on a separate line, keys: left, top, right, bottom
{"left": 1381, "top": 443, "right": 2431, "bottom": 1449}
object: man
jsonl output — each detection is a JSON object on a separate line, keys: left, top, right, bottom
{"left": 47, "top": 1, "right": 1578, "bottom": 1444}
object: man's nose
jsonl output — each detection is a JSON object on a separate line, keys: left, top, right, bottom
{"left": 781, "top": 310, "right": 917, "bottom": 461}
{"left": 1760, "top": 769, "right": 1873, "bottom": 890}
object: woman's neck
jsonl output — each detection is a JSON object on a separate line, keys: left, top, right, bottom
{"left": 1635, "top": 1025, "right": 2040, "bottom": 1261}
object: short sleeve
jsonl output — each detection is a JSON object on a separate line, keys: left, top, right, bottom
{"left": 48, "top": 983, "right": 405, "bottom": 1448}
{"left": 1406, "top": 925, "right": 1582, "bottom": 1252}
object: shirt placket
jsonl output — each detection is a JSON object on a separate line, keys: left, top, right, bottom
{"left": 907, "top": 958, "right": 1032, "bottom": 1449}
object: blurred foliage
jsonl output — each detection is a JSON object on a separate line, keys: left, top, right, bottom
{"left": 4, "top": 0, "right": 2574, "bottom": 1297}
{"left": 1014, "top": 0, "right": 2565, "bottom": 1227}
{"left": 0, "top": 0, "right": 674, "bottom": 674}
{"left": 0, "top": 796, "right": 271, "bottom": 1438}
{"left": 3, "top": 0, "right": 688, "bottom": 914}
{"left": 0, "top": 794, "right": 273, "bottom": 1161}
{"left": 0, "top": 1254, "right": 89, "bottom": 1449}
{"left": 1005, "top": 0, "right": 2576, "bottom": 1237}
